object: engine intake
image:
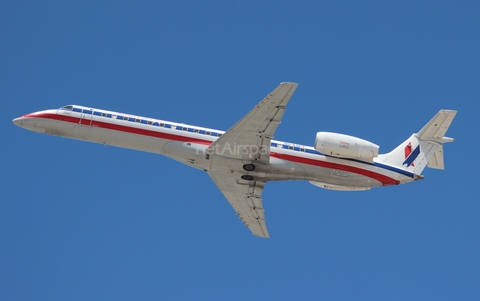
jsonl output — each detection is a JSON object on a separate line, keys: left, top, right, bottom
{"left": 314, "top": 132, "right": 379, "bottom": 161}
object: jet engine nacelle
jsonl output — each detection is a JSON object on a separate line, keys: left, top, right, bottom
{"left": 314, "top": 132, "right": 379, "bottom": 162}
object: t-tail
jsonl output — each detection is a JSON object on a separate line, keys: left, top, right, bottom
{"left": 377, "top": 110, "right": 457, "bottom": 175}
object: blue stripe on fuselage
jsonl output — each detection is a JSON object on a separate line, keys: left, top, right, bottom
{"left": 281, "top": 145, "right": 414, "bottom": 178}
{"left": 68, "top": 106, "right": 415, "bottom": 179}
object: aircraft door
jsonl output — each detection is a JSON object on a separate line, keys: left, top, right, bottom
{"left": 79, "top": 107, "right": 94, "bottom": 126}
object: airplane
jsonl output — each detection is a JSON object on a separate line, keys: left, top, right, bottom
{"left": 12, "top": 82, "right": 457, "bottom": 238}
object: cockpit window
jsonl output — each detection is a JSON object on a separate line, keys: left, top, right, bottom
{"left": 61, "top": 105, "right": 73, "bottom": 111}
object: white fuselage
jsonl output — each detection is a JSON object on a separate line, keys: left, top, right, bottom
{"left": 13, "top": 105, "right": 417, "bottom": 189}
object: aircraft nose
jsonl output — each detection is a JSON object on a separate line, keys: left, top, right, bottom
{"left": 12, "top": 117, "right": 23, "bottom": 127}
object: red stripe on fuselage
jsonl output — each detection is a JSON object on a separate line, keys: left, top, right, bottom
{"left": 30, "top": 112, "right": 399, "bottom": 186}
{"left": 270, "top": 152, "right": 400, "bottom": 186}
{"left": 32, "top": 113, "right": 213, "bottom": 145}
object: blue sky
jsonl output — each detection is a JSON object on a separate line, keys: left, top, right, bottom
{"left": 1, "top": 1, "right": 479, "bottom": 300}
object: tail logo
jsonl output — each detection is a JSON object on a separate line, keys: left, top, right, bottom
{"left": 403, "top": 142, "right": 420, "bottom": 167}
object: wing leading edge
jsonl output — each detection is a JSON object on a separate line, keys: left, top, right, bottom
{"left": 207, "top": 82, "right": 298, "bottom": 237}
{"left": 208, "top": 82, "right": 298, "bottom": 163}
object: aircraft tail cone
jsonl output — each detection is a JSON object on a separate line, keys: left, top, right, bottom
{"left": 414, "top": 174, "right": 424, "bottom": 181}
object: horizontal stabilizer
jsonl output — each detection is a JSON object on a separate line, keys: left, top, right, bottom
{"left": 428, "top": 145, "right": 445, "bottom": 170}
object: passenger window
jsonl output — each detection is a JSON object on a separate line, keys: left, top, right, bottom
{"left": 102, "top": 113, "right": 106, "bottom": 117}
{"left": 123, "top": 116, "right": 128, "bottom": 120}
{"left": 148, "top": 121, "right": 153, "bottom": 125}
{"left": 135, "top": 119, "right": 140, "bottom": 123}
{"left": 194, "top": 129, "right": 199, "bottom": 133}
{"left": 206, "top": 131, "right": 211, "bottom": 135}
{"left": 160, "top": 123, "right": 165, "bottom": 127}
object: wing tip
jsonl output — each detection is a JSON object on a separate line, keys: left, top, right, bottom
{"left": 253, "top": 232, "right": 270, "bottom": 238}
{"left": 440, "top": 109, "right": 458, "bottom": 116}
{"left": 280, "top": 81, "right": 299, "bottom": 86}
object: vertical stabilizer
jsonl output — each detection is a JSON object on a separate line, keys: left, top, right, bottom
{"left": 377, "top": 110, "right": 457, "bottom": 174}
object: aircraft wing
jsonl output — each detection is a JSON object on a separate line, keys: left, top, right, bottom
{"left": 206, "top": 83, "right": 298, "bottom": 237}
{"left": 208, "top": 169, "right": 269, "bottom": 238}
{"left": 208, "top": 82, "right": 298, "bottom": 163}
